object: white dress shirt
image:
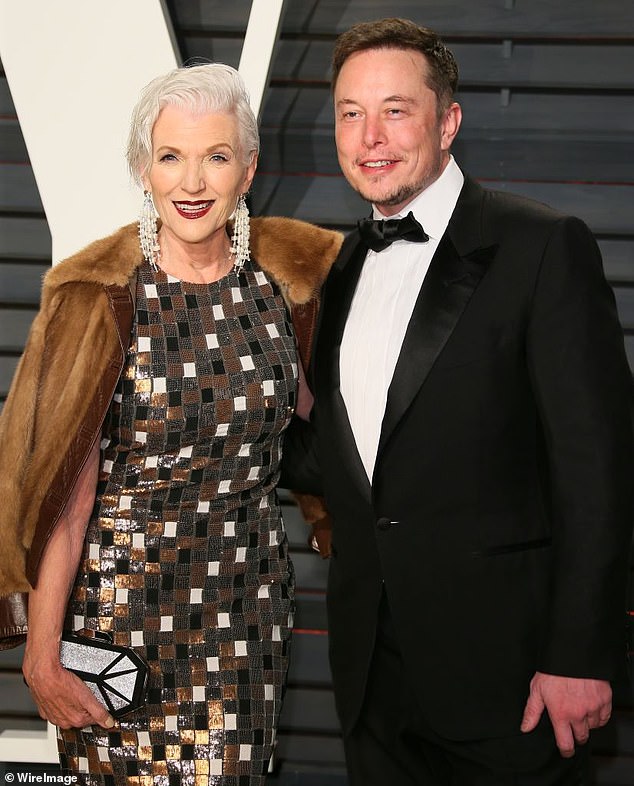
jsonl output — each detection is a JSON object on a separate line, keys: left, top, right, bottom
{"left": 339, "top": 157, "right": 464, "bottom": 481}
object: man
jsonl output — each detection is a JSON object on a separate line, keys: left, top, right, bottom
{"left": 283, "top": 17, "right": 634, "bottom": 785}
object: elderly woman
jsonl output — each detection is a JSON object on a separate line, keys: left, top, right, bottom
{"left": 0, "top": 63, "right": 340, "bottom": 784}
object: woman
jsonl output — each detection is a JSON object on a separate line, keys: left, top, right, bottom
{"left": 0, "top": 63, "right": 340, "bottom": 783}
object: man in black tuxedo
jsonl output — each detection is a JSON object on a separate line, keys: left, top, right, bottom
{"left": 283, "top": 17, "right": 634, "bottom": 785}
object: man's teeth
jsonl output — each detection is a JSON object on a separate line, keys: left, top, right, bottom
{"left": 364, "top": 161, "right": 392, "bottom": 168}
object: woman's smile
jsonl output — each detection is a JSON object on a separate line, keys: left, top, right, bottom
{"left": 173, "top": 199, "right": 213, "bottom": 219}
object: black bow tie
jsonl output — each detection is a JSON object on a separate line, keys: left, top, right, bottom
{"left": 357, "top": 211, "right": 429, "bottom": 253}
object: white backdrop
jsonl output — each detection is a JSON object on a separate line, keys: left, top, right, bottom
{"left": 0, "top": 0, "right": 286, "bottom": 263}
{"left": 0, "top": 0, "right": 179, "bottom": 263}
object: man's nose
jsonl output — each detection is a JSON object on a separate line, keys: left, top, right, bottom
{"left": 362, "top": 117, "right": 387, "bottom": 147}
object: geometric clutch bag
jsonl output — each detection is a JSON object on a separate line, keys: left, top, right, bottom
{"left": 60, "top": 630, "right": 148, "bottom": 719}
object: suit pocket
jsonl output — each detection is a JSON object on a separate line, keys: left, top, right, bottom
{"left": 472, "top": 536, "right": 552, "bottom": 558}
{"left": 433, "top": 332, "right": 518, "bottom": 371}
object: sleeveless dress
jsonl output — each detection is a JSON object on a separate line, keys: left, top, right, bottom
{"left": 58, "top": 259, "right": 297, "bottom": 785}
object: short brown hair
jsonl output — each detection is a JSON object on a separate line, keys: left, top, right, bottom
{"left": 331, "top": 18, "right": 458, "bottom": 114}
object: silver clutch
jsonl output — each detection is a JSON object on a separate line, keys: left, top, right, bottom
{"left": 60, "top": 629, "right": 148, "bottom": 718}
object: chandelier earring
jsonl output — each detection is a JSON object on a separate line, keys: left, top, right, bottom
{"left": 230, "top": 193, "right": 251, "bottom": 274}
{"left": 139, "top": 190, "right": 161, "bottom": 271}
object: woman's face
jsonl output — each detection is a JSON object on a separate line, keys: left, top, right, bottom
{"left": 143, "top": 104, "right": 257, "bottom": 250}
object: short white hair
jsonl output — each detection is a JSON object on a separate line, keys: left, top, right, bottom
{"left": 126, "top": 62, "right": 259, "bottom": 185}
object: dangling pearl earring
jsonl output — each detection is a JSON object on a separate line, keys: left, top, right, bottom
{"left": 138, "top": 190, "right": 161, "bottom": 271}
{"left": 230, "top": 193, "right": 251, "bottom": 274}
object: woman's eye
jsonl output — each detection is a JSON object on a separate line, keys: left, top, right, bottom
{"left": 159, "top": 153, "right": 177, "bottom": 162}
{"left": 210, "top": 153, "right": 229, "bottom": 163}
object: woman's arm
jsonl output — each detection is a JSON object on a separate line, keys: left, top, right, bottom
{"left": 22, "top": 436, "right": 115, "bottom": 729}
{"left": 288, "top": 338, "right": 332, "bottom": 557}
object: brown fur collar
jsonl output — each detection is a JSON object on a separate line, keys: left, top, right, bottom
{"left": 44, "top": 217, "right": 343, "bottom": 306}
{"left": 0, "top": 216, "right": 342, "bottom": 596}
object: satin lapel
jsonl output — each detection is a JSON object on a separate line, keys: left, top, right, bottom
{"left": 377, "top": 231, "right": 496, "bottom": 459}
{"left": 314, "top": 234, "right": 371, "bottom": 499}
{"left": 314, "top": 238, "right": 366, "bottom": 372}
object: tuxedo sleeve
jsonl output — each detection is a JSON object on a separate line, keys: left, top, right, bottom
{"left": 280, "top": 414, "right": 325, "bottom": 496}
{"left": 527, "top": 215, "right": 634, "bottom": 679}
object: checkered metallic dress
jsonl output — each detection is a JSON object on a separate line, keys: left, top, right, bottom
{"left": 58, "top": 259, "right": 297, "bottom": 785}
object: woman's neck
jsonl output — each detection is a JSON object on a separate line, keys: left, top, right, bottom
{"left": 156, "top": 228, "right": 234, "bottom": 283}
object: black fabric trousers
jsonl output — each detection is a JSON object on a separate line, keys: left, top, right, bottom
{"left": 343, "top": 594, "right": 590, "bottom": 786}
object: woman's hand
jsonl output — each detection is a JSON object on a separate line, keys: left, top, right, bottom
{"left": 23, "top": 436, "right": 114, "bottom": 728}
{"left": 310, "top": 514, "right": 333, "bottom": 559}
{"left": 23, "top": 645, "right": 115, "bottom": 729}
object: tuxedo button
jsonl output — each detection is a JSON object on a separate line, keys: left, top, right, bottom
{"left": 376, "top": 517, "right": 393, "bottom": 531}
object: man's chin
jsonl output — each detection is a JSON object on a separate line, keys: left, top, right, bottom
{"left": 356, "top": 184, "right": 420, "bottom": 211}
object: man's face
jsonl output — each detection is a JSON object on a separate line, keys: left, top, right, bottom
{"left": 334, "top": 47, "right": 461, "bottom": 217}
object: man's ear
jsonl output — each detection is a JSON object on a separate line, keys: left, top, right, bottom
{"left": 440, "top": 102, "right": 462, "bottom": 151}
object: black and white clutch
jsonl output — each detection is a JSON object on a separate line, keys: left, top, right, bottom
{"left": 60, "top": 630, "right": 148, "bottom": 718}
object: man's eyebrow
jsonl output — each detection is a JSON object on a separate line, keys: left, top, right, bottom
{"left": 336, "top": 95, "right": 416, "bottom": 106}
{"left": 383, "top": 95, "right": 416, "bottom": 104}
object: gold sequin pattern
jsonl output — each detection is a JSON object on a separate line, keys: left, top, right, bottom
{"left": 59, "top": 261, "right": 296, "bottom": 785}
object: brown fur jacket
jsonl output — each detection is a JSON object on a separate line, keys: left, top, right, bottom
{"left": 0, "top": 217, "right": 342, "bottom": 596}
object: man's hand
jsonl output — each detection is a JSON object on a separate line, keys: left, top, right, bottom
{"left": 520, "top": 671, "right": 612, "bottom": 757}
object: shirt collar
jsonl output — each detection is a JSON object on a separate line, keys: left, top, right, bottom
{"left": 371, "top": 156, "right": 464, "bottom": 241}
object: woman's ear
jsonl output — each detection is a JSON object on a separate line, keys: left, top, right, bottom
{"left": 140, "top": 166, "right": 151, "bottom": 193}
{"left": 242, "top": 152, "right": 258, "bottom": 193}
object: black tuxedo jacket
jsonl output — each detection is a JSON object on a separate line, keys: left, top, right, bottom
{"left": 283, "top": 176, "right": 634, "bottom": 740}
